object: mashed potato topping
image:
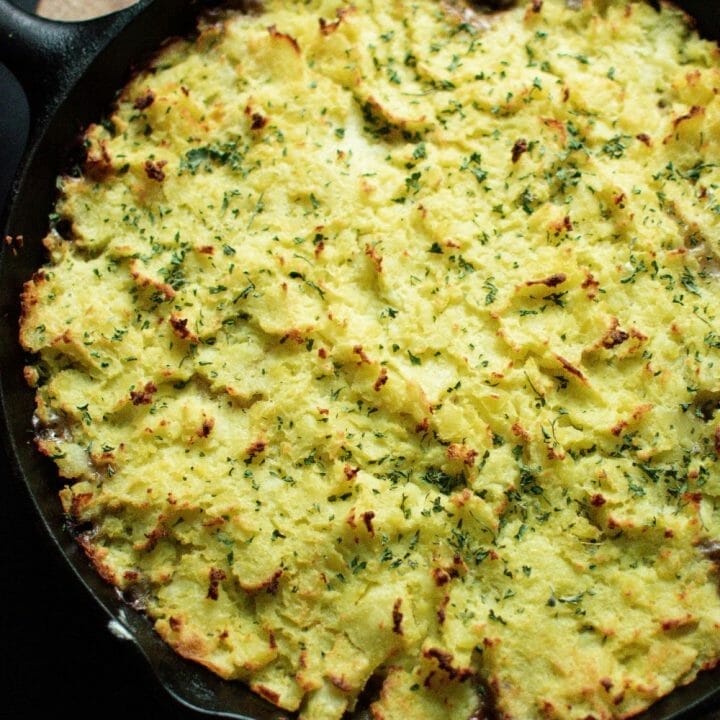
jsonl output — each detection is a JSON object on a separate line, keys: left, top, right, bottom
{"left": 20, "top": 1, "right": 720, "bottom": 718}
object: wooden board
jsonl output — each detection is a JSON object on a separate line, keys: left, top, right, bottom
{"left": 36, "top": 0, "right": 137, "bottom": 20}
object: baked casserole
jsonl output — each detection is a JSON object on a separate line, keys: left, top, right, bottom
{"left": 19, "top": 0, "right": 720, "bottom": 718}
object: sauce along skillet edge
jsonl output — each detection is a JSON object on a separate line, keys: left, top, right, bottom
{"left": 0, "top": 1, "right": 718, "bottom": 718}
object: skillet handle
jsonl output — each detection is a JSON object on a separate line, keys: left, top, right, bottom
{"left": 0, "top": 0, "right": 151, "bottom": 124}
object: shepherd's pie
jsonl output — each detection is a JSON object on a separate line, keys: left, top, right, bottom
{"left": 20, "top": 1, "right": 720, "bottom": 718}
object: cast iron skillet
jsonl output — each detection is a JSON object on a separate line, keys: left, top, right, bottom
{"left": 0, "top": 1, "right": 719, "bottom": 718}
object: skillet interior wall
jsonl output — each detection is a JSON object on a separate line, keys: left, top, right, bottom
{"left": 0, "top": 2, "right": 227, "bottom": 718}
{"left": 2, "top": 1, "right": 720, "bottom": 719}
